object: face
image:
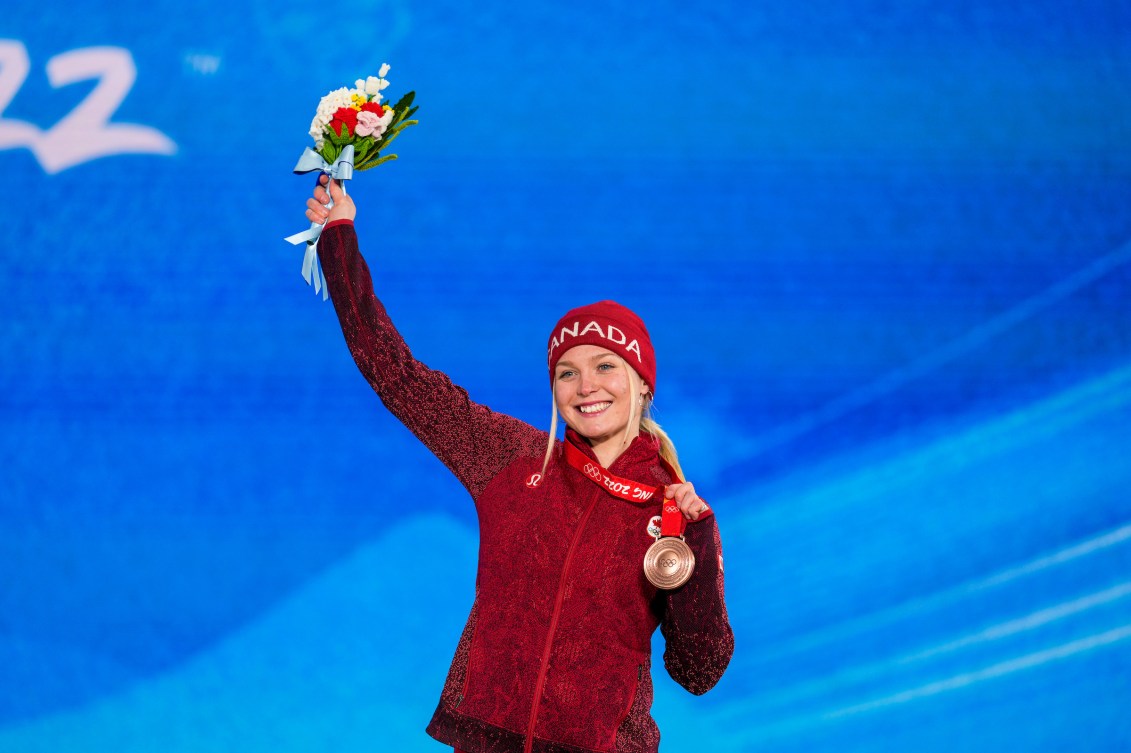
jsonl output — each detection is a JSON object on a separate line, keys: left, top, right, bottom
{"left": 553, "top": 344, "right": 648, "bottom": 451}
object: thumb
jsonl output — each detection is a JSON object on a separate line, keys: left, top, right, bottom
{"left": 328, "top": 178, "right": 345, "bottom": 201}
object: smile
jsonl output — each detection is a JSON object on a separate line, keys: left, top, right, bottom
{"left": 577, "top": 402, "right": 612, "bottom": 415}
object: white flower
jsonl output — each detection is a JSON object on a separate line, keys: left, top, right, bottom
{"left": 363, "top": 76, "right": 383, "bottom": 96}
{"left": 308, "top": 87, "right": 356, "bottom": 142}
{"left": 378, "top": 63, "right": 390, "bottom": 77}
{"left": 316, "top": 87, "right": 353, "bottom": 115}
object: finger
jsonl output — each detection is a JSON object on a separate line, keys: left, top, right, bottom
{"left": 683, "top": 496, "right": 699, "bottom": 520}
{"left": 328, "top": 178, "right": 344, "bottom": 202}
{"left": 670, "top": 489, "right": 695, "bottom": 518}
{"left": 312, "top": 174, "right": 330, "bottom": 203}
{"left": 675, "top": 489, "right": 702, "bottom": 519}
{"left": 306, "top": 198, "right": 329, "bottom": 220}
{"left": 668, "top": 481, "right": 695, "bottom": 497}
{"left": 666, "top": 484, "right": 689, "bottom": 508}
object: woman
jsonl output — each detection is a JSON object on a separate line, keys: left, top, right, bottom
{"left": 305, "top": 176, "right": 734, "bottom": 753}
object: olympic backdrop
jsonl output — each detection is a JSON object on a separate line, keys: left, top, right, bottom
{"left": 3, "top": 1, "right": 1130, "bottom": 751}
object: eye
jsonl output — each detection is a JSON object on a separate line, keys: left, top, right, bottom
{"left": 596, "top": 362, "right": 615, "bottom": 372}
{"left": 556, "top": 369, "right": 576, "bottom": 380}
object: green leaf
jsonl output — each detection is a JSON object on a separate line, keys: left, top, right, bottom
{"left": 387, "top": 119, "right": 418, "bottom": 142}
{"left": 392, "top": 104, "right": 415, "bottom": 126}
{"left": 392, "top": 90, "right": 415, "bottom": 111}
{"left": 328, "top": 121, "right": 353, "bottom": 144}
{"left": 355, "top": 144, "right": 380, "bottom": 169}
{"left": 320, "top": 143, "right": 341, "bottom": 165}
{"left": 355, "top": 150, "right": 375, "bottom": 169}
{"left": 354, "top": 138, "right": 373, "bottom": 162}
{"left": 379, "top": 130, "right": 403, "bottom": 149}
{"left": 392, "top": 94, "right": 418, "bottom": 124}
{"left": 356, "top": 153, "right": 398, "bottom": 171}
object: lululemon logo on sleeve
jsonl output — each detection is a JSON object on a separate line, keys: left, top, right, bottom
{"left": 526, "top": 473, "right": 542, "bottom": 489}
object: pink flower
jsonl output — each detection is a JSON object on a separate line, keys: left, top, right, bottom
{"left": 355, "top": 110, "right": 386, "bottom": 138}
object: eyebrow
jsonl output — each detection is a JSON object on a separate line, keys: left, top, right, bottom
{"left": 555, "top": 351, "right": 618, "bottom": 370}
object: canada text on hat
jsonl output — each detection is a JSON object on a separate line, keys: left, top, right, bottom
{"left": 547, "top": 320, "right": 643, "bottom": 364}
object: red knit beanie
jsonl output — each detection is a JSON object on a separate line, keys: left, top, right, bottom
{"left": 547, "top": 301, "right": 657, "bottom": 392}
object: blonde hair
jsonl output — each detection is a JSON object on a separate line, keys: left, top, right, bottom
{"left": 541, "top": 355, "right": 684, "bottom": 481}
{"left": 642, "top": 414, "right": 684, "bottom": 481}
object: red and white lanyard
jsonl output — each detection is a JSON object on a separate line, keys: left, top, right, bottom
{"left": 562, "top": 440, "right": 687, "bottom": 537}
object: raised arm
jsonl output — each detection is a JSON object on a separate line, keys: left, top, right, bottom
{"left": 306, "top": 178, "right": 546, "bottom": 499}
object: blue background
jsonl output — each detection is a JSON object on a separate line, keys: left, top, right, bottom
{"left": 3, "top": 1, "right": 1131, "bottom": 750}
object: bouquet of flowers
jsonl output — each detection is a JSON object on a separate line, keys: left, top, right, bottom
{"left": 285, "top": 64, "right": 419, "bottom": 299}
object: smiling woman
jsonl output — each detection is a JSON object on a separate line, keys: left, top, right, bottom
{"left": 552, "top": 343, "right": 643, "bottom": 467}
{"left": 304, "top": 176, "right": 734, "bottom": 753}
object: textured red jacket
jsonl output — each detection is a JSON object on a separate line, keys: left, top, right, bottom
{"left": 318, "top": 222, "right": 734, "bottom": 753}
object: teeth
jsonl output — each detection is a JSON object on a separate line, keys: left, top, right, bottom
{"left": 578, "top": 402, "right": 611, "bottom": 414}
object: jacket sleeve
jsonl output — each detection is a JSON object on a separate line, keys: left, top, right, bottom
{"left": 316, "top": 222, "right": 547, "bottom": 499}
{"left": 659, "top": 513, "right": 735, "bottom": 694}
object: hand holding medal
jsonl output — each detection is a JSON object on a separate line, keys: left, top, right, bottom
{"left": 643, "top": 482, "right": 708, "bottom": 589}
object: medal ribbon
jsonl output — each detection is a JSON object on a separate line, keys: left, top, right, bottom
{"left": 561, "top": 440, "right": 687, "bottom": 537}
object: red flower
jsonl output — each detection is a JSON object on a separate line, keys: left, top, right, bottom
{"left": 330, "top": 106, "right": 358, "bottom": 137}
{"left": 360, "top": 102, "right": 385, "bottom": 116}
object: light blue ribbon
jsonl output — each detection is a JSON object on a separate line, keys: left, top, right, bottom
{"left": 284, "top": 145, "right": 355, "bottom": 301}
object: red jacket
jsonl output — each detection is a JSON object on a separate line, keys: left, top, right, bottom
{"left": 318, "top": 222, "right": 734, "bottom": 753}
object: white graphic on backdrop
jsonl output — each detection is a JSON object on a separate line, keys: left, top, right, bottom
{"left": 184, "top": 53, "right": 221, "bottom": 76}
{"left": 0, "top": 40, "right": 176, "bottom": 174}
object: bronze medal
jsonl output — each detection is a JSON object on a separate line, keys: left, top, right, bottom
{"left": 643, "top": 536, "right": 695, "bottom": 589}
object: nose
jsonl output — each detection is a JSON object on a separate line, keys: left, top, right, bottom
{"left": 577, "top": 370, "right": 599, "bottom": 395}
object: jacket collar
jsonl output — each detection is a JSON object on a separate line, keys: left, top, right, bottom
{"left": 564, "top": 427, "right": 666, "bottom": 481}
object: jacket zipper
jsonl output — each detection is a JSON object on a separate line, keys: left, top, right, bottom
{"left": 523, "top": 487, "right": 602, "bottom": 753}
